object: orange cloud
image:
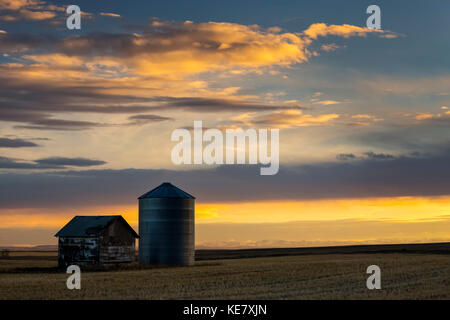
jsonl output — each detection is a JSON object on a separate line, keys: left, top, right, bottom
{"left": 116, "top": 21, "right": 310, "bottom": 76}
{"left": 0, "top": 0, "right": 37, "bottom": 11}
{"left": 231, "top": 109, "right": 339, "bottom": 128}
{"left": 380, "top": 34, "right": 398, "bottom": 39}
{"left": 313, "top": 100, "right": 340, "bottom": 105}
{"left": 303, "top": 23, "right": 384, "bottom": 39}
{"left": 2, "top": 20, "right": 390, "bottom": 77}
{"left": 0, "top": 0, "right": 75, "bottom": 21}
{"left": 415, "top": 113, "right": 435, "bottom": 120}
{"left": 414, "top": 110, "right": 450, "bottom": 121}
{"left": 351, "top": 114, "right": 383, "bottom": 122}
{"left": 100, "top": 12, "right": 121, "bottom": 18}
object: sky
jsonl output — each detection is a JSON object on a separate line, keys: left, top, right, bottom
{"left": 0, "top": 0, "right": 449, "bottom": 248}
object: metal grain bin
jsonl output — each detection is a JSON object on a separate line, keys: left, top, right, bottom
{"left": 138, "top": 182, "right": 195, "bottom": 266}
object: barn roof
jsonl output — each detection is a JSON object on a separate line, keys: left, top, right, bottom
{"left": 55, "top": 215, "right": 139, "bottom": 238}
{"left": 138, "top": 182, "right": 195, "bottom": 199}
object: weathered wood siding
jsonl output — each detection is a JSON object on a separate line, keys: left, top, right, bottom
{"left": 58, "top": 237, "right": 99, "bottom": 267}
{"left": 99, "top": 219, "right": 136, "bottom": 263}
{"left": 57, "top": 218, "right": 137, "bottom": 266}
{"left": 99, "top": 245, "right": 136, "bottom": 263}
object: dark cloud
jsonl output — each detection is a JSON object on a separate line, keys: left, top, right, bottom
{"left": 0, "top": 79, "right": 301, "bottom": 129}
{"left": 363, "top": 151, "right": 395, "bottom": 160}
{"left": 1, "top": 148, "right": 450, "bottom": 210}
{"left": 127, "top": 114, "right": 174, "bottom": 125}
{"left": 30, "top": 137, "right": 51, "bottom": 141}
{"left": 14, "top": 118, "right": 103, "bottom": 131}
{"left": 0, "top": 156, "right": 51, "bottom": 169}
{"left": 336, "top": 153, "right": 356, "bottom": 161}
{"left": 0, "top": 156, "right": 106, "bottom": 170}
{"left": 0, "top": 75, "right": 157, "bottom": 107}
{"left": 337, "top": 151, "right": 398, "bottom": 161}
{"left": 0, "top": 34, "right": 58, "bottom": 54}
{"left": 0, "top": 137, "right": 38, "bottom": 148}
{"left": 159, "top": 97, "right": 305, "bottom": 113}
{"left": 34, "top": 157, "right": 107, "bottom": 167}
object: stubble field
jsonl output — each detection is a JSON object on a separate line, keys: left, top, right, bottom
{"left": 0, "top": 250, "right": 449, "bottom": 299}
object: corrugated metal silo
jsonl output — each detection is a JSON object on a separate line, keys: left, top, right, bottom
{"left": 138, "top": 182, "right": 195, "bottom": 266}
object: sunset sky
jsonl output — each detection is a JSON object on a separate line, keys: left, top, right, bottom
{"left": 0, "top": 0, "right": 449, "bottom": 248}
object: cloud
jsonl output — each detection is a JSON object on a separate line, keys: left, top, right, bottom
{"left": 0, "top": 20, "right": 395, "bottom": 131}
{"left": 363, "top": 151, "right": 395, "bottom": 160}
{"left": 230, "top": 109, "right": 339, "bottom": 128}
{"left": 0, "top": 70, "right": 307, "bottom": 128}
{"left": 0, "top": 156, "right": 106, "bottom": 169}
{"left": 0, "top": 83, "right": 306, "bottom": 129}
{"left": 337, "top": 151, "right": 395, "bottom": 161}
{"left": 0, "top": 17, "right": 400, "bottom": 113}
{"left": 100, "top": 12, "right": 121, "bottom": 18}
{"left": 320, "top": 43, "right": 341, "bottom": 52}
{"left": 13, "top": 118, "right": 103, "bottom": 131}
{"left": 11, "top": 115, "right": 174, "bottom": 131}
{"left": 38, "top": 21, "right": 310, "bottom": 76}
{"left": 415, "top": 113, "right": 434, "bottom": 120}
{"left": 346, "top": 114, "right": 383, "bottom": 126}
{"left": 0, "top": 156, "right": 44, "bottom": 169}
{"left": 352, "top": 114, "right": 377, "bottom": 120}
{"left": 313, "top": 100, "right": 340, "bottom": 105}
{"left": 0, "top": 0, "right": 63, "bottom": 21}
{"left": 0, "top": 137, "right": 38, "bottom": 147}
{"left": 0, "top": 0, "right": 38, "bottom": 11}
{"left": 0, "top": 20, "right": 388, "bottom": 76}
{"left": 127, "top": 114, "right": 174, "bottom": 125}
{"left": 412, "top": 110, "right": 450, "bottom": 124}
{"left": 379, "top": 34, "right": 398, "bottom": 39}
{"left": 336, "top": 153, "right": 356, "bottom": 161}
{"left": 34, "top": 157, "right": 106, "bottom": 167}
{"left": 159, "top": 97, "right": 305, "bottom": 112}
{"left": 1, "top": 148, "right": 450, "bottom": 209}
{"left": 302, "top": 23, "right": 385, "bottom": 40}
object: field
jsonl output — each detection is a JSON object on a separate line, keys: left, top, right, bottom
{"left": 0, "top": 245, "right": 449, "bottom": 299}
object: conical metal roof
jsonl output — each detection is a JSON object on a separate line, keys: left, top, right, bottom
{"left": 138, "top": 182, "right": 195, "bottom": 199}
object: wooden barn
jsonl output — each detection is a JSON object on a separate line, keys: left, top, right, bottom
{"left": 55, "top": 215, "right": 139, "bottom": 267}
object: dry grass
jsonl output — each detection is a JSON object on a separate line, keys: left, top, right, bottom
{"left": 7, "top": 251, "right": 57, "bottom": 257}
{"left": 0, "top": 252, "right": 449, "bottom": 299}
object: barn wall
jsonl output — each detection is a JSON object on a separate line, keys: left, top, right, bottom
{"left": 58, "top": 237, "right": 99, "bottom": 267}
{"left": 99, "top": 245, "right": 136, "bottom": 263}
{"left": 99, "top": 219, "right": 137, "bottom": 263}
